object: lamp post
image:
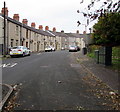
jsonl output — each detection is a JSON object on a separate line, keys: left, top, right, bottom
{"left": 3, "top": 1, "right": 6, "bottom": 57}
{"left": 82, "top": 24, "right": 87, "bottom": 32}
{"left": 81, "top": 24, "right": 88, "bottom": 47}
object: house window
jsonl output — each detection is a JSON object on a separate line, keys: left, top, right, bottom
{"left": 29, "top": 31, "right": 31, "bottom": 40}
{"left": 26, "top": 42, "right": 28, "bottom": 48}
{"left": 26, "top": 29, "right": 28, "bottom": 39}
{"left": 11, "top": 39, "right": 14, "bottom": 47}
{"left": 22, "top": 41, "right": 24, "bottom": 46}
{"left": 16, "top": 25, "right": 19, "bottom": 36}
{"left": 16, "top": 40, "right": 18, "bottom": 46}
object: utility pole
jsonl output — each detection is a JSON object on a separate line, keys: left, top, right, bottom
{"left": 3, "top": 1, "right": 6, "bottom": 57}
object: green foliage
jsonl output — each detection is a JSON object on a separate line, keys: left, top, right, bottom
{"left": 112, "top": 46, "right": 120, "bottom": 61}
{"left": 88, "top": 45, "right": 120, "bottom": 71}
{"left": 92, "top": 13, "right": 120, "bottom": 46}
{"left": 112, "top": 46, "right": 120, "bottom": 71}
{"left": 87, "top": 45, "right": 100, "bottom": 58}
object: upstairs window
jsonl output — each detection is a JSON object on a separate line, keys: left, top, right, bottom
{"left": 26, "top": 29, "right": 28, "bottom": 39}
{"left": 15, "top": 25, "right": 19, "bottom": 36}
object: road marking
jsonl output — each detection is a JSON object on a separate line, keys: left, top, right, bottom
{"left": 37, "top": 53, "right": 41, "bottom": 55}
{"left": 2, "top": 64, "right": 8, "bottom": 68}
{"left": 10, "top": 63, "right": 17, "bottom": 67}
{"left": 3, "top": 63, "right": 11, "bottom": 68}
{"left": 0, "top": 63, "right": 18, "bottom": 68}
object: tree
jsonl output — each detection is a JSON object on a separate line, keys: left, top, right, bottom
{"left": 93, "top": 12, "right": 120, "bottom": 46}
{"left": 77, "top": 0, "right": 120, "bottom": 66}
{"left": 77, "top": 0, "right": 120, "bottom": 24}
{"left": 77, "top": 0, "right": 120, "bottom": 46}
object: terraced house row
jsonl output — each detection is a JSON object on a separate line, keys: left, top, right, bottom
{"left": 0, "top": 7, "right": 89, "bottom": 54}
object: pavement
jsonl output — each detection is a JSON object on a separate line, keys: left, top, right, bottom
{"left": 76, "top": 51, "right": 119, "bottom": 94}
{"left": 1, "top": 51, "right": 119, "bottom": 110}
{"left": 0, "top": 84, "right": 13, "bottom": 111}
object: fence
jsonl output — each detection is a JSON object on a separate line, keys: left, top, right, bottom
{"left": 94, "top": 46, "right": 112, "bottom": 66}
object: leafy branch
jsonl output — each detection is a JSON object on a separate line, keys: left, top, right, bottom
{"left": 77, "top": 0, "right": 120, "bottom": 26}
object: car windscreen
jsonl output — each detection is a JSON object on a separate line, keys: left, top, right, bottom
{"left": 70, "top": 46, "right": 76, "bottom": 47}
{"left": 12, "top": 47, "right": 21, "bottom": 49}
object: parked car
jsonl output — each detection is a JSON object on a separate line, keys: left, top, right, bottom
{"left": 51, "top": 46, "right": 55, "bottom": 51}
{"left": 45, "top": 46, "right": 52, "bottom": 52}
{"left": 61, "top": 47, "right": 65, "bottom": 50}
{"left": 10, "top": 46, "right": 31, "bottom": 57}
{"left": 77, "top": 46, "right": 80, "bottom": 51}
{"left": 69, "top": 45, "right": 78, "bottom": 52}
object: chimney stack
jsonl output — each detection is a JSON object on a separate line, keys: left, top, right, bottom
{"left": 61, "top": 30, "right": 64, "bottom": 33}
{"left": 1, "top": 7, "right": 8, "bottom": 16}
{"left": 83, "top": 31, "right": 86, "bottom": 34}
{"left": 13, "top": 14, "right": 19, "bottom": 21}
{"left": 31, "top": 22, "right": 36, "bottom": 28}
{"left": 39, "top": 25, "right": 43, "bottom": 30}
{"left": 22, "top": 19, "right": 28, "bottom": 25}
{"left": 76, "top": 30, "right": 79, "bottom": 34}
{"left": 45, "top": 26, "right": 49, "bottom": 31}
{"left": 53, "top": 27, "right": 56, "bottom": 32}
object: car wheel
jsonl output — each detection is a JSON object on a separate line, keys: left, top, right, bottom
{"left": 10, "top": 55, "right": 14, "bottom": 58}
{"left": 22, "top": 52, "right": 25, "bottom": 57}
{"left": 28, "top": 52, "right": 31, "bottom": 56}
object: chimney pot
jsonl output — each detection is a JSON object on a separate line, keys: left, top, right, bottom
{"left": 83, "top": 31, "right": 86, "bottom": 34}
{"left": 39, "top": 25, "right": 43, "bottom": 30}
{"left": 45, "top": 26, "right": 49, "bottom": 31}
{"left": 61, "top": 30, "right": 64, "bottom": 33}
{"left": 1, "top": 7, "right": 8, "bottom": 16}
{"left": 53, "top": 27, "right": 56, "bottom": 32}
{"left": 76, "top": 30, "right": 79, "bottom": 34}
{"left": 13, "top": 14, "right": 19, "bottom": 21}
{"left": 31, "top": 22, "right": 36, "bottom": 28}
{"left": 22, "top": 19, "right": 28, "bottom": 25}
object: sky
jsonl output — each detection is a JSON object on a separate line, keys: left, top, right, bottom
{"left": 0, "top": 0, "right": 115, "bottom": 33}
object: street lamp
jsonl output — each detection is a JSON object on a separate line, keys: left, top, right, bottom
{"left": 3, "top": 1, "right": 6, "bottom": 57}
{"left": 82, "top": 24, "right": 87, "bottom": 33}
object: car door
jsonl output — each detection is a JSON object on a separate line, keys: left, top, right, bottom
{"left": 23, "top": 47, "right": 27, "bottom": 55}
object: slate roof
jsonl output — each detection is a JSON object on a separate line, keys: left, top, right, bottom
{"left": 0, "top": 14, "right": 54, "bottom": 37}
{"left": 66, "top": 33, "right": 88, "bottom": 38}
{"left": 56, "top": 32, "right": 69, "bottom": 37}
{"left": 0, "top": 14, "right": 88, "bottom": 38}
{"left": 48, "top": 30, "right": 69, "bottom": 37}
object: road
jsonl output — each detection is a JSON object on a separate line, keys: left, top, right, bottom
{"left": 2, "top": 51, "right": 110, "bottom": 110}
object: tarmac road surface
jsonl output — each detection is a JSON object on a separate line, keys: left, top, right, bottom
{"left": 2, "top": 51, "right": 113, "bottom": 110}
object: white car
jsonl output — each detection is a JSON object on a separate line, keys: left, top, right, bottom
{"left": 69, "top": 45, "right": 78, "bottom": 52}
{"left": 51, "top": 46, "right": 55, "bottom": 51}
{"left": 10, "top": 46, "right": 31, "bottom": 57}
{"left": 61, "top": 47, "right": 65, "bottom": 50}
{"left": 45, "top": 46, "right": 52, "bottom": 52}
{"left": 45, "top": 46, "right": 55, "bottom": 52}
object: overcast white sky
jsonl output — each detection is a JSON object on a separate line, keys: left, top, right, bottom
{"left": 0, "top": 0, "right": 117, "bottom": 33}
